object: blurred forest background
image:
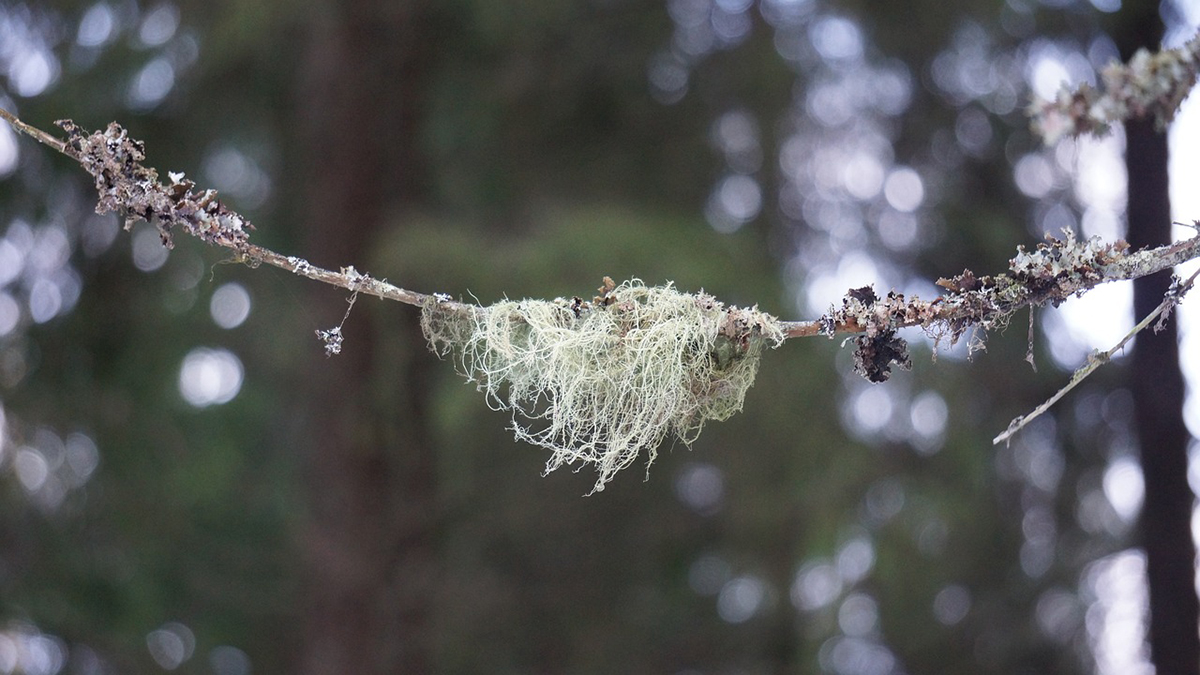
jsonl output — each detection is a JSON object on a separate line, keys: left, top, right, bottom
{"left": 1, "top": 0, "right": 1198, "bottom": 673}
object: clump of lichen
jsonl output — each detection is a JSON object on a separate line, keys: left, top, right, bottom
{"left": 421, "top": 279, "right": 783, "bottom": 492}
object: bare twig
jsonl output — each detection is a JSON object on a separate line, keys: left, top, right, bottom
{"left": 0, "top": 108, "right": 66, "bottom": 154}
{"left": 237, "top": 243, "right": 430, "bottom": 307}
{"left": 994, "top": 266, "right": 1200, "bottom": 445}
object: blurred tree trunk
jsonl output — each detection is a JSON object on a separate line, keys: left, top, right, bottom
{"left": 1116, "top": 9, "right": 1200, "bottom": 675}
{"left": 293, "top": 1, "right": 439, "bottom": 672}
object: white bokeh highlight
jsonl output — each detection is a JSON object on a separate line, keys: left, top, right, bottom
{"left": 178, "top": 348, "right": 244, "bottom": 407}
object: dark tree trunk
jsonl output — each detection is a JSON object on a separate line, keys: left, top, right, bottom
{"left": 292, "top": 1, "right": 440, "bottom": 672}
{"left": 1117, "top": 10, "right": 1200, "bottom": 674}
{"left": 1126, "top": 119, "right": 1199, "bottom": 675}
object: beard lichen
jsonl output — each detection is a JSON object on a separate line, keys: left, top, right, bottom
{"left": 421, "top": 279, "right": 783, "bottom": 493}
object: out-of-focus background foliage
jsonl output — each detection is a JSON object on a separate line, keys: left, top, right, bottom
{"left": 0, "top": 0, "right": 1196, "bottom": 673}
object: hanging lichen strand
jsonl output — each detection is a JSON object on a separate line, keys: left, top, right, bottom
{"left": 421, "top": 278, "right": 784, "bottom": 492}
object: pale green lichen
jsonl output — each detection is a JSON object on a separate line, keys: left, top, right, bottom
{"left": 421, "top": 279, "right": 783, "bottom": 492}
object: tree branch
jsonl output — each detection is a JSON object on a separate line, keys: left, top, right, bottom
{"left": 0, "top": 112, "right": 451, "bottom": 311}
{"left": 4, "top": 107, "right": 1200, "bottom": 449}
{"left": 5, "top": 111, "right": 1198, "bottom": 345}
{"left": 6, "top": 28, "right": 1200, "bottom": 477}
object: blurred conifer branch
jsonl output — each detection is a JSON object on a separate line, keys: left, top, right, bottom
{"left": 3, "top": 29, "right": 1200, "bottom": 472}
{"left": 1029, "top": 31, "right": 1200, "bottom": 144}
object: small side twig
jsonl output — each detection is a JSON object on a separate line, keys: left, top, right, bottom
{"left": 315, "top": 289, "right": 360, "bottom": 357}
{"left": 993, "top": 266, "right": 1200, "bottom": 445}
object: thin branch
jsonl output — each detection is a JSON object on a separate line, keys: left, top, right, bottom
{"left": 0, "top": 108, "right": 66, "bottom": 154}
{"left": 4, "top": 29, "right": 1200, "bottom": 468}
{"left": 8, "top": 111, "right": 1200, "bottom": 446}
{"left": 786, "top": 230, "right": 1200, "bottom": 341}
{"left": 1, "top": 114, "right": 454, "bottom": 312}
{"left": 993, "top": 265, "right": 1200, "bottom": 445}
{"left": 5, "top": 111, "right": 1200, "bottom": 349}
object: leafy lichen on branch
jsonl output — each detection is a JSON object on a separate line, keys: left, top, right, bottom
{"left": 38, "top": 117, "right": 435, "bottom": 310}
{"left": 57, "top": 120, "right": 254, "bottom": 249}
{"left": 808, "top": 230, "right": 1197, "bottom": 381}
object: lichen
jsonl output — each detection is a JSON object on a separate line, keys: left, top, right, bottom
{"left": 1029, "top": 32, "right": 1200, "bottom": 143}
{"left": 852, "top": 330, "right": 912, "bottom": 383}
{"left": 57, "top": 120, "right": 252, "bottom": 249}
{"left": 421, "top": 279, "right": 783, "bottom": 492}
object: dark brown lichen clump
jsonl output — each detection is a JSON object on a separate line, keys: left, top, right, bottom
{"left": 852, "top": 330, "right": 913, "bottom": 383}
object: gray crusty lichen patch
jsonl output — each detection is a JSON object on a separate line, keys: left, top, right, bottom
{"left": 421, "top": 278, "right": 783, "bottom": 493}
{"left": 57, "top": 120, "right": 253, "bottom": 249}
